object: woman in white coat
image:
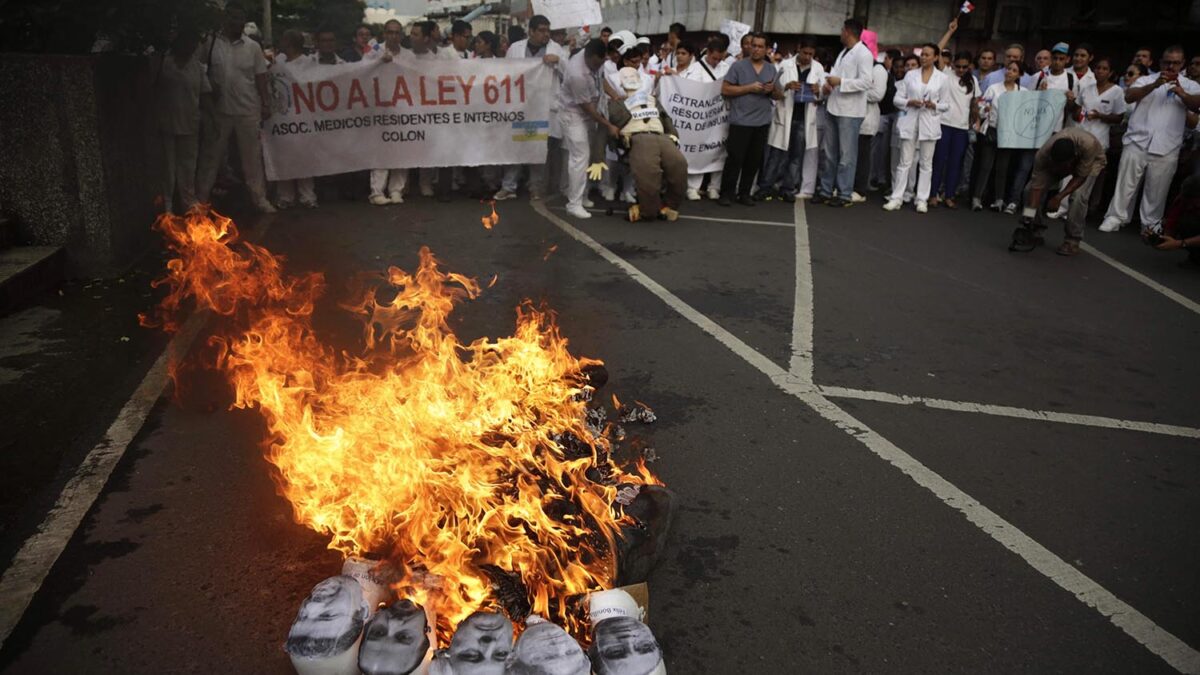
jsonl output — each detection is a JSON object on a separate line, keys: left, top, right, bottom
{"left": 756, "top": 43, "right": 825, "bottom": 202}
{"left": 883, "top": 43, "right": 949, "bottom": 213}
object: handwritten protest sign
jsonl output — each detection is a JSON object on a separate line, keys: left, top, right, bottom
{"left": 262, "top": 56, "right": 553, "bottom": 181}
{"left": 720, "top": 19, "right": 751, "bottom": 58}
{"left": 996, "top": 90, "right": 1067, "bottom": 149}
{"left": 658, "top": 76, "right": 729, "bottom": 174}
{"left": 532, "top": 0, "right": 603, "bottom": 29}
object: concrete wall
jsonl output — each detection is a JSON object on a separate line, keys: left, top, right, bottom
{"left": 0, "top": 55, "right": 159, "bottom": 278}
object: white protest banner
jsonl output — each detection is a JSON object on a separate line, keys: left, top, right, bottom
{"left": 658, "top": 76, "right": 729, "bottom": 175}
{"left": 996, "top": 90, "right": 1067, "bottom": 149}
{"left": 532, "top": 0, "right": 602, "bottom": 29}
{"left": 720, "top": 19, "right": 751, "bottom": 57}
{"left": 262, "top": 56, "right": 554, "bottom": 181}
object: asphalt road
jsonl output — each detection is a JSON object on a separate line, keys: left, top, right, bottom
{"left": 1, "top": 189, "right": 1197, "bottom": 673}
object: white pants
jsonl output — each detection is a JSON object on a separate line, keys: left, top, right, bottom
{"left": 370, "top": 169, "right": 407, "bottom": 198}
{"left": 1102, "top": 143, "right": 1179, "bottom": 232}
{"left": 276, "top": 177, "right": 316, "bottom": 205}
{"left": 889, "top": 138, "right": 936, "bottom": 204}
{"left": 687, "top": 171, "right": 723, "bottom": 191}
{"left": 161, "top": 133, "right": 199, "bottom": 212}
{"left": 196, "top": 113, "right": 268, "bottom": 205}
{"left": 799, "top": 147, "right": 819, "bottom": 196}
{"left": 561, "top": 110, "right": 591, "bottom": 209}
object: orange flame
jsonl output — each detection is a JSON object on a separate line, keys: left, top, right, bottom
{"left": 481, "top": 201, "right": 500, "bottom": 230}
{"left": 145, "top": 207, "right": 660, "bottom": 639}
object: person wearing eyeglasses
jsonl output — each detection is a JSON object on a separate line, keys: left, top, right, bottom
{"left": 1099, "top": 46, "right": 1200, "bottom": 236}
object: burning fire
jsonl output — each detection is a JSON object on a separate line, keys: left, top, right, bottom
{"left": 142, "top": 208, "right": 661, "bottom": 638}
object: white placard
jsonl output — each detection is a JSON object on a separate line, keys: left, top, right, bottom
{"left": 720, "top": 19, "right": 751, "bottom": 57}
{"left": 531, "top": 0, "right": 603, "bottom": 29}
{"left": 658, "top": 75, "right": 729, "bottom": 175}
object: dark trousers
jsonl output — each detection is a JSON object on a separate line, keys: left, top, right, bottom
{"left": 854, "top": 133, "right": 873, "bottom": 194}
{"left": 720, "top": 124, "right": 769, "bottom": 199}
{"left": 931, "top": 125, "right": 970, "bottom": 199}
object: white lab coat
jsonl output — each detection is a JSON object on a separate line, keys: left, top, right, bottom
{"left": 859, "top": 62, "right": 889, "bottom": 136}
{"left": 767, "top": 58, "right": 825, "bottom": 152}
{"left": 893, "top": 67, "right": 950, "bottom": 141}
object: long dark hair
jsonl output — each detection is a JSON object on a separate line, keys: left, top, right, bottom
{"left": 955, "top": 50, "right": 974, "bottom": 93}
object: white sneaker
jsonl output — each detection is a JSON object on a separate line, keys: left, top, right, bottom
{"left": 565, "top": 205, "right": 592, "bottom": 219}
{"left": 1098, "top": 219, "right": 1123, "bottom": 233}
{"left": 882, "top": 199, "right": 902, "bottom": 211}
{"left": 601, "top": 187, "right": 616, "bottom": 201}
{"left": 369, "top": 194, "right": 390, "bottom": 206}
{"left": 388, "top": 192, "right": 404, "bottom": 204}
{"left": 971, "top": 198, "right": 983, "bottom": 211}
{"left": 255, "top": 200, "right": 277, "bottom": 214}
{"left": 686, "top": 188, "right": 702, "bottom": 201}
{"left": 990, "top": 199, "right": 1005, "bottom": 211}
{"left": 797, "top": 193, "right": 812, "bottom": 200}
{"left": 621, "top": 191, "right": 636, "bottom": 204}
{"left": 493, "top": 189, "right": 517, "bottom": 201}
{"left": 915, "top": 201, "right": 928, "bottom": 213}
{"left": 420, "top": 184, "right": 435, "bottom": 197}
{"left": 1003, "top": 202, "right": 1017, "bottom": 215}
{"left": 850, "top": 191, "right": 867, "bottom": 203}
{"left": 706, "top": 188, "right": 721, "bottom": 200}
{"left": 1046, "top": 205, "right": 1068, "bottom": 220}
{"left": 583, "top": 197, "right": 595, "bottom": 208}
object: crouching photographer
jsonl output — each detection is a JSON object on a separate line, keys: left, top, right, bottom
{"left": 1150, "top": 174, "right": 1200, "bottom": 266}
{"left": 1009, "top": 127, "right": 1106, "bottom": 255}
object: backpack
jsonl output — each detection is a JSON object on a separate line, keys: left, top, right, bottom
{"left": 879, "top": 64, "right": 897, "bottom": 115}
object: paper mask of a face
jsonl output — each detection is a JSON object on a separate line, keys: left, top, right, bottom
{"left": 588, "top": 616, "right": 663, "bottom": 675}
{"left": 358, "top": 599, "right": 432, "bottom": 675}
{"left": 504, "top": 618, "right": 590, "bottom": 675}
{"left": 285, "top": 575, "right": 369, "bottom": 659}
{"left": 444, "top": 611, "right": 514, "bottom": 675}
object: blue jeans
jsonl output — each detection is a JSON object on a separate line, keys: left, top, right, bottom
{"left": 931, "top": 125, "right": 969, "bottom": 199}
{"left": 818, "top": 112, "right": 863, "bottom": 199}
{"left": 758, "top": 121, "right": 807, "bottom": 193}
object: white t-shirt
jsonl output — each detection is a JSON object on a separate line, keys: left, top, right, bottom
{"left": 1078, "top": 83, "right": 1127, "bottom": 150}
{"left": 941, "top": 74, "right": 980, "bottom": 129}
{"left": 1037, "top": 70, "right": 1080, "bottom": 131}
{"left": 204, "top": 34, "right": 268, "bottom": 117}
{"left": 682, "top": 58, "right": 730, "bottom": 82}
{"left": 979, "top": 81, "right": 1022, "bottom": 131}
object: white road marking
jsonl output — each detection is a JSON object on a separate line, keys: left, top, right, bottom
{"left": 0, "top": 310, "right": 207, "bottom": 650}
{"left": 532, "top": 200, "right": 1200, "bottom": 674}
{"left": 0, "top": 215, "right": 274, "bottom": 650}
{"left": 819, "top": 385, "right": 1200, "bottom": 439}
{"left": 789, "top": 200, "right": 814, "bottom": 383}
{"left": 1081, "top": 242, "right": 1200, "bottom": 316}
{"left": 564, "top": 206, "right": 794, "bottom": 228}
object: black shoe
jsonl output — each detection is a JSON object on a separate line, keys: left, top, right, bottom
{"left": 781, "top": 192, "right": 796, "bottom": 203}
{"left": 717, "top": 196, "right": 732, "bottom": 207}
{"left": 737, "top": 195, "right": 756, "bottom": 207}
{"left": 810, "top": 194, "right": 829, "bottom": 205}
{"left": 828, "top": 197, "right": 851, "bottom": 208}
{"left": 758, "top": 188, "right": 776, "bottom": 201}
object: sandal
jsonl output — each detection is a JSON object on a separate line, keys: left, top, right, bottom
{"left": 944, "top": 198, "right": 958, "bottom": 209}
{"left": 928, "top": 196, "right": 942, "bottom": 208}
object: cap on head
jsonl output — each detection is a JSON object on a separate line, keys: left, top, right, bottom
{"left": 1051, "top": 42, "right": 1070, "bottom": 54}
{"left": 619, "top": 67, "right": 641, "bottom": 91}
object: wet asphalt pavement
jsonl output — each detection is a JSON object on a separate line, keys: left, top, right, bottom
{"left": 0, "top": 190, "right": 1197, "bottom": 673}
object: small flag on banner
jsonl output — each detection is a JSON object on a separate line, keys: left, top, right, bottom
{"left": 960, "top": 1, "right": 975, "bottom": 13}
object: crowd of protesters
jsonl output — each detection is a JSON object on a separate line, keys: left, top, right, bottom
{"left": 155, "top": 3, "right": 1200, "bottom": 262}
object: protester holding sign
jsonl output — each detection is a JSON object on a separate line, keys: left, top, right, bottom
{"left": 675, "top": 36, "right": 730, "bottom": 200}
{"left": 364, "top": 19, "right": 409, "bottom": 205}
{"left": 883, "top": 43, "right": 949, "bottom": 213}
{"left": 495, "top": 15, "right": 568, "bottom": 202}
{"left": 972, "top": 61, "right": 1025, "bottom": 211}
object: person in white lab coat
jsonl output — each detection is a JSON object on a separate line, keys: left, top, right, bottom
{"left": 883, "top": 43, "right": 949, "bottom": 213}
{"left": 757, "top": 42, "right": 824, "bottom": 202}
{"left": 812, "top": 18, "right": 875, "bottom": 207}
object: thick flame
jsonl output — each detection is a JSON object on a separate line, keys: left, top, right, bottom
{"left": 144, "top": 208, "right": 659, "bottom": 636}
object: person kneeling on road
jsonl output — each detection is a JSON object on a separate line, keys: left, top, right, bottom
{"left": 1150, "top": 174, "right": 1200, "bottom": 266}
{"left": 590, "top": 67, "right": 688, "bottom": 222}
{"left": 1011, "top": 127, "right": 1105, "bottom": 256}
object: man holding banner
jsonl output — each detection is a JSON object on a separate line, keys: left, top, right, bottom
{"left": 495, "top": 15, "right": 568, "bottom": 202}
